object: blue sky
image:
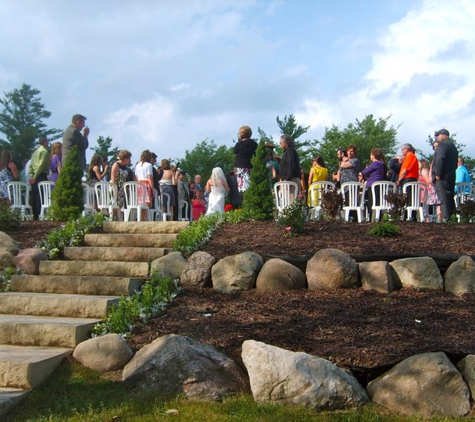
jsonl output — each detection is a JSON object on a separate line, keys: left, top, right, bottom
{"left": 1, "top": 0, "right": 474, "bottom": 165}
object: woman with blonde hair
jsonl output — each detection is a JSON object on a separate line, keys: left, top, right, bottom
{"left": 49, "top": 142, "right": 62, "bottom": 183}
{"left": 205, "top": 167, "right": 230, "bottom": 215}
{"left": 0, "top": 150, "right": 19, "bottom": 198}
{"left": 233, "top": 125, "right": 257, "bottom": 194}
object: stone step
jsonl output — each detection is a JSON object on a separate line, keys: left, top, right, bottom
{"left": 39, "top": 260, "right": 149, "bottom": 278}
{"left": 0, "top": 315, "right": 100, "bottom": 348}
{"left": 0, "top": 387, "right": 29, "bottom": 418}
{"left": 11, "top": 275, "right": 145, "bottom": 296}
{"left": 0, "top": 345, "right": 71, "bottom": 389}
{"left": 103, "top": 220, "right": 189, "bottom": 234}
{"left": 83, "top": 233, "right": 177, "bottom": 248}
{"left": 63, "top": 246, "right": 170, "bottom": 262}
{"left": 0, "top": 293, "right": 119, "bottom": 319}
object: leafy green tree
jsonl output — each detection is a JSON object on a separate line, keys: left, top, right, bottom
{"left": 0, "top": 84, "right": 62, "bottom": 166}
{"left": 242, "top": 139, "right": 275, "bottom": 220}
{"left": 91, "top": 136, "right": 119, "bottom": 163}
{"left": 176, "top": 139, "right": 234, "bottom": 182}
{"left": 312, "top": 115, "right": 399, "bottom": 175}
{"left": 50, "top": 146, "right": 84, "bottom": 221}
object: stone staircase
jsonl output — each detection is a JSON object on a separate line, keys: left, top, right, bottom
{"left": 0, "top": 220, "right": 188, "bottom": 416}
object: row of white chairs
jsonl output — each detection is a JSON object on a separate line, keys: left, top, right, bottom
{"left": 7, "top": 181, "right": 190, "bottom": 222}
{"left": 273, "top": 180, "right": 469, "bottom": 223}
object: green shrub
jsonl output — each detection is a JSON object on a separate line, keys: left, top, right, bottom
{"left": 50, "top": 146, "right": 85, "bottom": 221}
{"left": 320, "top": 188, "right": 344, "bottom": 220}
{"left": 0, "top": 265, "right": 24, "bottom": 292}
{"left": 368, "top": 219, "right": 400, "bottom": 237}
{"left": 385, "top": 191, "right": 407, "bottom": 221}
{"left": 92, "top": 271, "right": 181, "bottom": 336}
{"left": 276, "top": 196, "right": 306, "bottom": 236}
{"left": 457, "top": 199, "right": 475, "bottom": 223}
{"left": 242, "top": 139, "right": 275, "bottom": 220}
{"left": 36, "top": 213, "right": 105, "bottom": 259}
{"left": 0, "top": 198, "right": 22, "bottom": 231}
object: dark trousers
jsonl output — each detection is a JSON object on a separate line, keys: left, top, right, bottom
{"left": 31, "top": 173, "right": 48, "bottom": 219}
{"left": 435, "top": 179, "right": 456, "bottom": 220}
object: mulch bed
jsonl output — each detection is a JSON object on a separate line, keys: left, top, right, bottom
{"left": 5, "top": 220, "right": 475, "bottom": 383}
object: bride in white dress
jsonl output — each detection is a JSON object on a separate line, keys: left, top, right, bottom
{"left": 205, "top": 167, "right": 230, "bottom": 215}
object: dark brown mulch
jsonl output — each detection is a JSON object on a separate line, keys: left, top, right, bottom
{"left": 5, "top": 220, "right": 475, "bottom": 382}
{"left": 4, "top": 220, "right": 63, "bottom": 249}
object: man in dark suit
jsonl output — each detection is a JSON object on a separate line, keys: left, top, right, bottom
{"left": 62, "top": 114, "right": 89, "bottom": 172}
{"left": 432, "top": 128, "right": 458, "bottom": 221}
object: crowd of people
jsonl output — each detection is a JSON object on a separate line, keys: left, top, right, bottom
{"left": 0, "top": 116, "right": 470, "bottom": 223}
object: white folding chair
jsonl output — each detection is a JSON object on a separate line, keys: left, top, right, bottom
{"left": 38, "top": 181, "right": 55, "bottom": 220}
{"left": 370, "top": 181, "right": 396, "bottom": 222}
{"left": 7, "top": 181, "right": 33, "bottom": 220}
{"left": 82, "top": 183, "right": 96, "bottom": 217}
{"left": 308, "top": 181, "right": 335, "bottom": 220}
{"left": 161, "top": 192, "right": 172, "bottom": 221}
{"left": 123, "top": 181, "right": 150, "bottom": 221}
{"left": 454, "top": 183, "right": 474, "bottom": 207}
{"left": 341, "top": 182, "right": 366, "bottom": 222}
{"left": 273, "top": 181, "right": 299, "bottom": 216}
{"left": 402, "top": 181, "right": 427, "bottom": 222}
{"left": 148, "top": 189, "right": 163, "bottom": 221}
{"left": 94, "top": 182, "right": 119, "bottom": 217}
{"left": 178, "top": 199, "right": 190, "bottom": 221}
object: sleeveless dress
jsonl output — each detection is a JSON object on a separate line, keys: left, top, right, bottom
{"left": 115, "top": 163, "right": 134, "bottom": 208}
{"left": 0, "top": 168, "right": 13, "bottom": 199}
{"left": 206, "top": 185, "right": 227, "bottom": 215}
{"left": 307, "top": 166, "right": 329, "bottom": 206}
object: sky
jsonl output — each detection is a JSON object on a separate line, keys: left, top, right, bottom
{"left": 1, "top": 0, "right": 475, "bottom": 165}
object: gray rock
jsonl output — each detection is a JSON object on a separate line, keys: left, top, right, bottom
{"left": 0, "top": 232, "right": 21, "bottom": 266}
{"left": 359, "top": 261, "right": 394, "bottom": 293}
{"left": 242, "top": 340, "right": 368, "bottom": 410}
{"left": 150, "top": 251, "right": 187, "bottom": 280}
{"left": 211, "top": 251, "right": 263, "bottom": 293}
{"left": 181, "top": 251, "right": 216, "bottom": 287}
{"left": 457, "top": 355, "right": 475, "bottom": 400}
{"left": 122, "top": 334, "right": 249, "bottom": 400}
{"left": 444, "top": 256, "right": 475, "bottom": 296}
{"left": 389, "top": 257, "right": 443, "bottom": 291}
{"left": 256, "top": 258, "right": 306, "bottom": 291}
{"left": 73, "top": 334, "right": 133, "bottom": 373}
{"left": 12, "top": 248, "right": 48, "bottom": 275}
{"left": 367, "top": 352, "right": 470, "bottom": 418}
{"left": 306, "top": 248, "right": 358, "bottom": 290}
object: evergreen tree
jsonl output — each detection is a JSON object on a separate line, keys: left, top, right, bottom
{"left": 242, "top": 139, "right": 275, "bottom": 220}
{"left": 91, "top": 136, "right": 119, "bottom": 162}
{"left": 50, "top": 146, "right": 84, "bottom": 221}
{"left": 0, "top": 84, "right": 62, "bottom": 166}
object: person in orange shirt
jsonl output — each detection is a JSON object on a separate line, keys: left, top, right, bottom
{"left": 396, "top": 143, "right": 419, "bottom": 188}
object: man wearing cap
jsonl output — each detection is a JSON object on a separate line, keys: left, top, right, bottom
{"left": 62, "top": 114, "right": 89, "bottom": 173}
{"left": 432, "top": 128, "right": 458, "bottom": 221}
{"left": 29, "top": 137, "right": 50, "bottom": 219}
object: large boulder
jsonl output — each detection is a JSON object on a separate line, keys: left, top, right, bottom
{"left": 256, "top": 258, "right": 306, "bottom": 291}
{"left": 0, "top": 232, "right": 21, "bottom": 266}
{"left": 73, "top": 334, "right": 133, "bottom": 373}
{"left": 306, "top": 248, "right": 358, "bottom": 290}
{"left": 444, "top": 256, "right": 475, "bottom": 296}
{"left": 457, "top": 355, "right": 475, "bottom": 399}
{"left": 150, "top": 251, "right": 187, "bottom": 280}
{"left": 367, "top": 352, "right": 470, "bottom": 418}
{"left": 122, "top": 334, "right": 249, "bottom": 400}
{"left": 242, "top": 340, "right": 368, "bottom": 410}
{"left": 211, "top": 251, "right": 263, "bottom": 293}
{"left": 389, "top": 257, "right": 443, "bottom": 291}
{"left": 12, "top": 248, "right": 48, "bottom": 275}
{"left": 180, "top": 251, "right": 216, "bottom": 287}
{"left": 359, "top": 261, "right": 394, "bottom": 293}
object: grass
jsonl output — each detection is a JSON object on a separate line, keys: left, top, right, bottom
{"left": 5, "top": 358, "right": 469, "bottom": 421}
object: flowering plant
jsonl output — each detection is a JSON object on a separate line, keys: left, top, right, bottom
{"left": 276, "top": 195, "right": 307, "bottom": 237}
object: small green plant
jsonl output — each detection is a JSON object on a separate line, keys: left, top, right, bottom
{"left": 0, "top": 265, "right": 24, "bottom": 292}
{"left": 368, "top": 218, "right": 401, "bottom": 237}
{"left": 173, "top": 209, "right": 251, "bottom": 253}
{"left": 276, "top": 196, "right": 306, "bottom": 236}
{"left": 0, "top": 198, "right": 22, "bottom": 231}
{"left": 385, "top": 191, "right": 407, "bottom": 221}
{"left": 36, "top": 213, "right": 106, "bottom": 259}
{"left": 92, "top": 271, "right": 181, "bottom": 336}
{"left": 320, "top": 188, "right": 344, "bottom": 220}
{"left": 457, "top": 199, "right": 475, "bottom": 223}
